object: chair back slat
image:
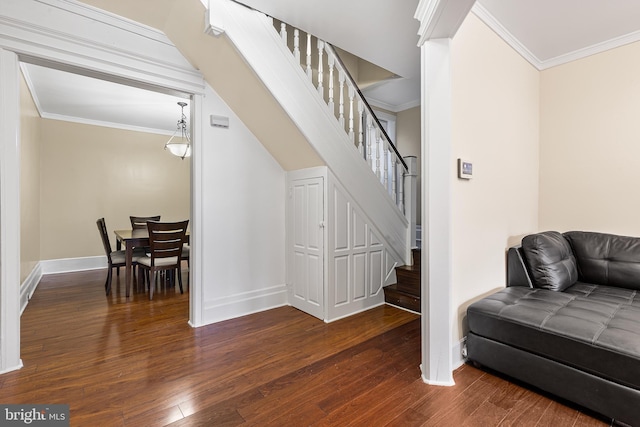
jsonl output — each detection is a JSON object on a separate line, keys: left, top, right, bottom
{"left": 130, "top": 215, "right": 161, "bottom": 230}
{"left": 146, "top": 220, "right": 189, "bottom": 265}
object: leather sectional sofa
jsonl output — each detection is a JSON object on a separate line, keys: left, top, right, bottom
{"left": 466, "top": 230, "right": 640, "bottom": 426}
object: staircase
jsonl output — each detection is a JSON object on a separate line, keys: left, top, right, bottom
{"left": 384, "top": 248, "right": 421, "bottom": 313}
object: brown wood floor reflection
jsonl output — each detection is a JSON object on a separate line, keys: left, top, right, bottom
{"left": 0, "top": 269, "right": 609, "bottom": 426}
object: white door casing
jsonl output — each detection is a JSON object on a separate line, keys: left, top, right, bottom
{"left": 0, "top": 0, "right": 205, "bottom": 372}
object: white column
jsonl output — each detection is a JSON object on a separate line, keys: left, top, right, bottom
{"left": 421, "top": 38, "right": 454, "bottom": 386}
{"left": 0, "top": 48, "right": 22, "bottom": 374}
{"left": 189, "top": 94, "right": 204, "bottom": 328}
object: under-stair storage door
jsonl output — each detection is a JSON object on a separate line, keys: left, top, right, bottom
{"left": 291, "top": 177, "right": 325, "bottom": 319}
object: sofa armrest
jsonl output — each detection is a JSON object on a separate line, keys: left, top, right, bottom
{"left": 507, "top": 246, "right": 533, "bottom": 287}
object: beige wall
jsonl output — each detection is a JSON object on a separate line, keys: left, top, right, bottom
{"left": 451, "top": 13, "right": 540, "bottom": 341}
{"left": 540, "top": 41, "right": 640, "bottom": 236}
{"left": 20, "top": 72, "right": 41, "bottom": 283}
{"left": 396, "top": 106, "right": 421, "bottom": 224}
{"left": 39, "top": 120, "right": 190, "bottom": 260}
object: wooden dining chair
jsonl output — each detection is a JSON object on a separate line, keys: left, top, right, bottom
{"left": 137, "top": 220, "right": 189, "bottom": 300}
{"left": 130, "top": 215, "right": 161, "bottom": 229}
{"left": 97, "top": 218, "right": 144, "bottom": 295}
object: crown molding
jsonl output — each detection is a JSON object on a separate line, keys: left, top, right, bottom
{"left": 415, "top": 0, "right": 476, "bottom": 46}
{"left": 471, "top": 3, "right": 542, "bottom": 69}
{"left": 472, "top": 2, "right": 640, "bottom": 71}
{"left": 0, "top": 0, "right": 204, "bottom": 94}
{"left": 538, "top": 29, "right": 640, "bottom": 70}
{"left": 367, "top": 96, "right": 421, "bottom": 113}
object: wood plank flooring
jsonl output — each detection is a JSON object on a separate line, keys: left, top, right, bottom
{"left": 1, "top": 269, "right": 611, "bottom": 426}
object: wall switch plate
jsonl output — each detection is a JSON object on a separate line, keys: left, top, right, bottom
{"left": 210, "top": 115, "right": 229, "bottom": 128}
{"left": 458, "top": 158, "right": 473, "bottom": 179}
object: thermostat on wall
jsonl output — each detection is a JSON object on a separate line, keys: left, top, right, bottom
{"left": 458, "top": 159, "right": 473, "bottom": 179}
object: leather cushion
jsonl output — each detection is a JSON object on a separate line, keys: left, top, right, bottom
{"left": 467, "top": 284, "right": 640, "bottom": 391}
{"left": 522, "top": 231, "right": 578, "bottom": 291}
{"left": 564, "top": 231, "right": 640, "bottom": 291}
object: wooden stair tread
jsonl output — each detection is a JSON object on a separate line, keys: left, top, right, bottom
{"left": 383, "top": 285, "right": 420, "bottom": 313}
{"left": 384, "top": 248, "right": 421, "bottom": 312}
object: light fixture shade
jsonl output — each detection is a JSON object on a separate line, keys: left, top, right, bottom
{"left": 165, "top": 101, "right": 191, "bottom": 159}
{"left": 165, "top": 135, "right": 191, "bottom": 158}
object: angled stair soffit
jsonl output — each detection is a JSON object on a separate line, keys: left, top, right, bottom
{"left": 166, "top": 0, "right": 324, "bottom": 171}
{"left": 79, "top": 0, "right": 324, "bottom": 171}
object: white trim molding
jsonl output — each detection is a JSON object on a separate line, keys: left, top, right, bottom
{"left": 0, "top": 0, "right": 204, "bottom": 95}
{"left": 202, "top": 285, "right": 289, "bottom": 324}
{"left": 0, "top": 48, "right": 22, "bottom": 374}
{"left": 415, "top": 0, "right": 476, "bottom": 47}
{"left": 471, "top": 2, "right": 640, "bottom": 71}
{"left": 470, "top": 3, "right": 541, "bottom": 68}
{"left": 39, "top": 256, "right": 107, "bottom": 275}
{"left": 420, "top": 38, "right": 455, "bottom": 387}
{"left": 20, "top": 263, "right": 43, "bottom": 315}
{"left": 0, "top": 0, "right": 206, "bottom": 372}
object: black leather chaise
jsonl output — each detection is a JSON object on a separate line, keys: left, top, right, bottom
{"left": 467, "top": 231, "right": 640, "bottom": 426}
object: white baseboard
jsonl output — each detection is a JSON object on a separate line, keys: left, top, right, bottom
{"left": 40, "top": 256, "right": 107, "bottom": 275}
{"left": 453, "top": 336, "right": 467, "bottom": 370}
{"left": 0, "top": 359, "right": 23, "bottom": 375}
{"left": 20, "top": 263, "right": 43, "bottom": 315}
{"left": 20, "top": 257, "right": 106, "bottom": 315}
{"left": 325, "top": 300, "right": 387, "bottom": 323}
{"left": 202, "top": 284, "right": 289, "bottom": 324}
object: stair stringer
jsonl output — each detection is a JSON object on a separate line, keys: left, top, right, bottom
{"left": 207, "top": 0, "right": 409, "bottom": 265}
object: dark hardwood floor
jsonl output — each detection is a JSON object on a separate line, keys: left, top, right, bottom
{"left": 0, "top": 269, "right": 610, "bottom": 426}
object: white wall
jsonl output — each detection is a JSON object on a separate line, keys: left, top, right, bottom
{"left": 200, "top": 83, "right": 287, "bottom": 323}
{"left": 451, "top": 13, "right": 540, "bottom": 342}
{"left": 540, "top": 40, "right": 640, "bottom": 236}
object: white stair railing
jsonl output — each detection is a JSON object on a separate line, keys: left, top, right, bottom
{"left": 277, "top": 22, "right": 408, "bottom": 214}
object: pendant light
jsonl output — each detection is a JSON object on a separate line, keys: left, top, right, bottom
{"left": 165, "top": 101, "right": 191, "bottom": 159}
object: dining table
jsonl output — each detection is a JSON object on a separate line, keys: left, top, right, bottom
{"left": 114, "top": 228, "right": 189, "bottom": 297}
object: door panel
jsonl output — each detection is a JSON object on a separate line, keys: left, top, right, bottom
{"left": 291, "top": 177, "right": 324, "bottom": 319}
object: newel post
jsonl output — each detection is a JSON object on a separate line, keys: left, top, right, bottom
{"left": 404, "top": 156, "right": 418, "bottom": 255}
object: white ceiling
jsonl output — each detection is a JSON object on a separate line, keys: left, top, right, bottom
{"left": 475, "top": 0, "right": 640, "bottom": 69}
{"left": 22, "top": 63, "right": 189, "bottom": 135}
{"left": 23, "top": 0, "right": 640, "bottom": 131}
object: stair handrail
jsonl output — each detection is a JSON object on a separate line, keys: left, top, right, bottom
{"left": 275, "top": 21, "right": 410, "bottom": 213}
{"left": 323, "top": 43, "right": 408, "bottom": 172}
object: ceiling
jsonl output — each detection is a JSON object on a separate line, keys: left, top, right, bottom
{"left": 21, "top": 63, "right": 189, "bottom": 136}
{"left": 22, "top": 0, "right": 640, "bottom": 132}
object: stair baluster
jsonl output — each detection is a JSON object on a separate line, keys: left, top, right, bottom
{"left": 317, "top": 40, "right": 324, "bottom": 96}
{"left": 279, "top": 23, "right": 287, "bottom": 43}
{"left": 338, "top": 70, "right": 345, "bottom": 128}
{"left": 375, "top": 127, "right": 381, "bottom": 180}
{"left": 366, "top": 114, "right": 373, "bottom": 169}
{"left": 348, "top": 86, "right": 355, "bottom": 144}
{"left": 293, "top": 29, "right": 300, "bottom": 62}
{"left": 273, "top": 21, "right": 409, "bottom": 214}
{"left": 383, "top": 143, "right": 389, "bottom": 188}
{"left": 357, "top": 100, "right": 364, "bottom": 156}
{"left": 327, "top": 53, "right": 335, "bottom": 112}
{"left": 306, "top": 34, "right": 312, "bottom": 80}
